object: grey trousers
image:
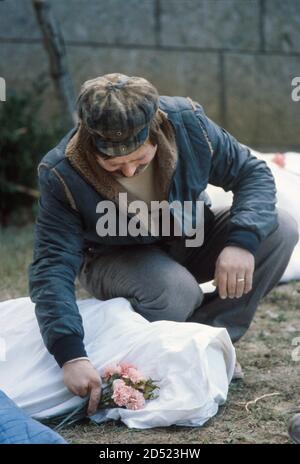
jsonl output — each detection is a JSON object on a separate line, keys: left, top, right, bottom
{"left": 78, "top": 207, "right": 299, "bottom": 343}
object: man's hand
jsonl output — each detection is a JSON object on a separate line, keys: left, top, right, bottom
{"left": 63, "top": 359, "right": 102, "bottom": 416}
{"left": 213, "top": 245, "right": 255, "bottom": 299}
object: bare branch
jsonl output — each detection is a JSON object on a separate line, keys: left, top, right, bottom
{"left": 32, "top": 0, "right": 78, "bottom": 127}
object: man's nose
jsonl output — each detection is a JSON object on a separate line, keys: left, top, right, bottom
{"left": 122, "top": 165, "right": 136, "bottom": 177}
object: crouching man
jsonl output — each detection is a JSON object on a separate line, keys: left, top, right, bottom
{"left": 29, "top": 73, "right": 299, "bottom": 415}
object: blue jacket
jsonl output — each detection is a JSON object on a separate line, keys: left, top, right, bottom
{"left": 0, "top": 390, "right": 67, "bottom": 444}
{"left": 28, "top": 96, "right": 278, "bottom": 367}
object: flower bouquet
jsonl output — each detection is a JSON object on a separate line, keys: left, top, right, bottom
{"left": 43, "top": 362, "right": 159, "bottom": 431}
{"left": 100, "top": 362, "right": 159, "bottom": 410}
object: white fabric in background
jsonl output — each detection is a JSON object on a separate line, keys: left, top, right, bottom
{"left": 205, "top": 151, "right": 300, "bottom": 284}
{"left": 0, "top": 297, "right": 236, "bottom": 429}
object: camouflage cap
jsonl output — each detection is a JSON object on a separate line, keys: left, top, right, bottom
{"left": 76, "top": 73, "right": 160, "bottom": 157}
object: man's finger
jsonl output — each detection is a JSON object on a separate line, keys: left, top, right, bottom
{"left": 87, "top": 382, "right": 102, "bottom": 416}
{"left": 227, "top": 272, "right": 237, "bottom": 298}
{"left": 244, "top": 269, "right": 253, "bottom": 294}
{"left": 236, "top": 275, "right": 246, "bottom": 298}
{"left": 216, "top": 270, "right": 228, "bottom": 299}
{"left": 68, "top": 381, "right": 89, "bottom": 398}
{"left": 77, "top": 387, "right": 89, "bottom": 398}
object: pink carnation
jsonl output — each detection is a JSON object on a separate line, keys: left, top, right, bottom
{"left": 272, "top": 153, "right": 286, "bottom": 168}
{"left": 123, "top": 367, "right": 146, "bottom": 384}
{"left": 126, "top": 388, "right": 145, "bottom": 410}
{"left": 119, "top": 362, "right": 136, "bottom": 376}
{"left": 112, "top": 379, "right": 145, "bottom": 410}
{"left": 111, "top": 379, "right": 129, "bottom": 407}
{"left": 102, "top": 363, "right": 122, "bottom": 381}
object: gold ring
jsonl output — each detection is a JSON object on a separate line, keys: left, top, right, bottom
{"left": 237, "top": 278, "right": 245, "bottom": 282}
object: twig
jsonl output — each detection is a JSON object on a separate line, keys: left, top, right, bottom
{"left": 245, "top": 392, "right": 281, "bottom": 412}
{"left": 6, "top": 182, "right": 40, "bottom": 199}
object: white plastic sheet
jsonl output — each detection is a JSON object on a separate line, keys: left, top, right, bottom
{"left": 0, "top": 297, "right": 235, "bottom": 429}
{"left": 206, "top": 151, "right": 300, "bottom": 283}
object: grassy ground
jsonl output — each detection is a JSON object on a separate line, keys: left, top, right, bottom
{"left": 1, "top": 224, "right": 299, "bottom": 444}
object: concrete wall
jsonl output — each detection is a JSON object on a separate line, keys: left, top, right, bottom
{"left": 0, "top": 0, "right": 299, "bottom": 151}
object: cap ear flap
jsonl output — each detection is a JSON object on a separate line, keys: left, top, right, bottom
{"left": 76, "top": 92, "right": 84, "bottom": 119}
{"left": 76, "top": 83, "right": 90, "bottom": 120}
{"left": 77, "top": 105, "right": 83, "bottom": 120}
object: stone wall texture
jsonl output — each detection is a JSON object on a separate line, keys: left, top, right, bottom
{"left": 0, "top": 0, "right": 299, "bottom": 151}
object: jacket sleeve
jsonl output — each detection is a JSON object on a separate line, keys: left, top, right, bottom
{"left": 193, "top": 102, "right": 279, "bottom": 255}
{"left": 28, "top": 162, "right": 87, "bottom": 367}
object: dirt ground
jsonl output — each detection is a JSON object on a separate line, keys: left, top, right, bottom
{"left": 1, "top": 224, "right": 299, "bottom": 444}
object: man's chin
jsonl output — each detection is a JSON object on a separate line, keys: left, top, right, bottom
{"left": 133, "top": 163, "right": 151, "bottom": 176}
